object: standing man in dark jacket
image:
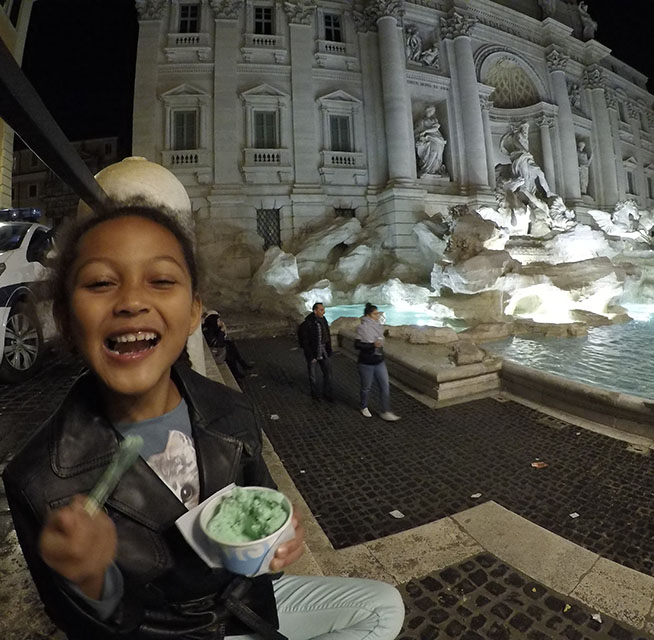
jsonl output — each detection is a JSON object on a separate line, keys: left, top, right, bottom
{"left": 298, "top": 302, "right": 334, "bottom": 401}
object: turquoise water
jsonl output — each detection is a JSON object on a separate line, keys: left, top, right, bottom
{"left": 326, "top": 303, "right": 654, "bottom": 401}
{"left": 324, "top": 304, "right": 448, "bottom": 328}
{"left": 485, "top": 306, "right": 654, "bottom": 400}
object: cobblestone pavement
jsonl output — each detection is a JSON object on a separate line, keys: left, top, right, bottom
{"left": 398, "top": 553, "right": 653, "bottom": 640}
{"left": 238, "top": 338, "right": 654, "bottom": 576}
{"left": 0, "top": 351, "right": 84, "bottom": 540}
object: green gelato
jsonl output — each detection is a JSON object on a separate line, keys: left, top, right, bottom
{"left": 207, "top": 487, "right": 288, "bottom": 544}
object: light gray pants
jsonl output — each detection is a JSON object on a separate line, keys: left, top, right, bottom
{"left": 228, "top": 575, "right": 405, "bottom": 640}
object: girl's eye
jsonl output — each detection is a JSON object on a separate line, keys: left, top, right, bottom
{"left": 85, "top": 280, "right": 114, "bottom": 289}
{"left": 152, "top": 278, "right": 176, "bottom": 287}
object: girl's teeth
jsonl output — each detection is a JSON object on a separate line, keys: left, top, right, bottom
{"left": 114, "top": 332, "right": 157, "bottom": 343}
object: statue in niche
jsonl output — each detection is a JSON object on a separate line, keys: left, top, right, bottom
{"left": 405, "top": 25, "right": 422, "bottom": 62}
{"left": 538, "top": 0, "right": 557, "bottom": 18}
{"left": 499, "top": 122, "right": 554, "bottom": 206}
{"left": 578, "top": 1, "right": 597, "bottom": 41}
{"left": 419, "top": 43, "right": 440, "bottom": 68}
{"left": 576, "top": 140, "right": 592, "bottom": 195}
{"left": 414, "top": 105, "right": 447, "bottom": 178}
{"left": 568, "top": 82, "right": 581, "bottom": 111}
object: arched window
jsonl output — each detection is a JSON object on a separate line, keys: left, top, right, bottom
{"left": 487, "top": 58, "right": 540, "bottom": 108}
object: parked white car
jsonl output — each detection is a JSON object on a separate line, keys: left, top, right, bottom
{"left": 0, "top": 217, "right": 53, "bottom": 383}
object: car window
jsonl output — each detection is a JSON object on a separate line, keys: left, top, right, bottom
{"left": 0, "top": 223, "right": 30, "bottom": 252}
{"left": 26, "top": 228, "right": 52, "bottom": 264}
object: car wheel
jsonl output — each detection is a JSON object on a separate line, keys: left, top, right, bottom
{"left": 0, "top": 301, "right": 44, "bottom": 383}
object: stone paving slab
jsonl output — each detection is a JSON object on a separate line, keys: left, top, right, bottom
{"left": 238, "top": 338, "right": 654, "bottom": 577}
{"left": 398, "top": 552, "right": 654, "bottom": 640}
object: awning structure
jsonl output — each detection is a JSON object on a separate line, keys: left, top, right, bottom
{"left": 0, "top": 36, "right": 110, "bottom": 215}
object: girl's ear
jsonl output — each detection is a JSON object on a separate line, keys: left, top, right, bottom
{"left": 189, "top": 294, "right": 203, "bottom": 335}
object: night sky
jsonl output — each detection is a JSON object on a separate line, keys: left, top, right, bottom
{"left": 18, "top": 0, "right": 653, "bottom": 156}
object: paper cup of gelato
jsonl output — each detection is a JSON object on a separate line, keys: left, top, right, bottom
{"left": 199, "top": 486, "right": 294, "bottom": 576}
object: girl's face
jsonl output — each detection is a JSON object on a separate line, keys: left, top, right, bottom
{"left": 67, "top": 216, "right": 201, "bottom": 400}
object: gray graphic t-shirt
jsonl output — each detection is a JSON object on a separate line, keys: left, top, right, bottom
{"left": 115, "top": 399, "right": 200, "bottom": 509}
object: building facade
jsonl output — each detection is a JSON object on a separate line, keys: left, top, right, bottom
{"left": 0, "top": 0, "right": 34, "bottom": 209}
{"left": 12, "top": 137, "right": 118, "bottom": 226}
{"left": 132, "top": 0, "right": 654, "bottom": 262}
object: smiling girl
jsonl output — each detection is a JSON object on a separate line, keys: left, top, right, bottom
{"left": 2, "top": 206, "right": 403, "bottom": 640}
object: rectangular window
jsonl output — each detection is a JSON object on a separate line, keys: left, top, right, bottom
{"left": 28, "top": 184, "right": 37, "bottom": 198}
{"left": 256, "top": 208, "right": 281, "bottom": 250}
{"left": 105, "top": 143, "right": 113, "bottom": 155}
{"left": 173, "top": 110, "right": 198, "bottom": 150}
{"left": 626, "top": 170, "right": 636, "bottom": 194}
{"left": 334, "top": 208, "right": 356, "bottom": 218}
{"left": 254, "top": 6, "right": 273, "bottom": 35}
{"left": 254, "top": 111, "right": 277, "bottom": 148}
{"left": 324, "top": 13, "right": 342, "bottom": 42}
{"left": 179, "top": 4, "right": 200, "bottom": 33}
{"left": 648, "top": 176, "right": 653, "bottom": 200}
{"left": 329, "top": 115, "right": 351, "bottom": 152}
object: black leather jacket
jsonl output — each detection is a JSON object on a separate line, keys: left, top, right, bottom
{"left": 3, "top": 365, "right": 280, "bottom": 640}
{"left": 297, "top": 313, "right": 332, "bottom": 362}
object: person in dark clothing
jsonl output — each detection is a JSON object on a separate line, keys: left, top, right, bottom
{"left": 297, "top": 302, "right": 334, "bottom": 401}
{"left": 202, "top": 310, "right": 252, "bottom": 379}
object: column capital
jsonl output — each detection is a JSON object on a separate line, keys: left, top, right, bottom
{"left": 210, "top": 0, "right": 243, "bottom": 19}
{"left": 135, "top": 0, "right": 165, "bottom": 20}
{"left": 536, "top": 114, "right": 555, "bottom": 128}
{"left": 604, "top": 87, "right": 618, "bottom": 110}
{"left": 583, "top": 66, "right": 605, "bottom": 90}
{"left": 367, "top": 0, "right": 405, "bottom": 21}
{"left": 479, "top": 95, "right": 494, "bottom": 112}
{"left": 283, "top": 0, "right": 316, "bottom": 26}
{"left": 546, "top": 49, "right": 569, "bottom": 72}
{"left": 353, "top": 10, "right": 377, "bottom": 33}
{"left": 627, "top": 100, "right": 644, "bottom": 121}
{"left": 440, "top": 11, "right": 476, "bottom": 39}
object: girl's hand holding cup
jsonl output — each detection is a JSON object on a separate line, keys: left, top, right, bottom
{"left": 39, "top": 495, "right": 117, "bottom": 600}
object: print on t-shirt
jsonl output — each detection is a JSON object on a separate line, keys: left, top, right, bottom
{"left": 147, "top": 430, "right": 200, "bottom": 509}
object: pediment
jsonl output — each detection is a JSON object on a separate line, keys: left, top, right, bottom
{"left": 161, "top": 84, "right": 209, "bottom": 98}
{"left": 241, "top": 83, "right": 289, "bottom": 99}
{"left": 623, "top": 156, "right": 639, "bottom": 167}
{"left": 317, "top": 90, "right": 362, "bottom": 105}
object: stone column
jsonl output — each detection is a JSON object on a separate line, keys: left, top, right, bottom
{"left": 536, "top": 115, "right": 556, "bottom": 195}
{"left": 604, "top": 88, "right": 625, "bottom": 199}
{"left": 372, "top": 2, "right": 415, "bottom": 186}
{"left": 584, "top": 66, "right": 619, "bottom": 206}
{"left": 211, "top": 0, "right": 244, "bottom": 188}
{"left": 285, "top": 2, "right": 321, "bottom": 189}
{"left": 353, "top": 11, "right": 386, "bottom": 189}
{"left": 441, "top": 11, "right": 489, "bottom": 190}
{"left": 627, "top": 100, "right": 646, "bottom": 206}
{"left": 545, "top": 49, "right": 580, "bottom": 201}
{"left": 133, "top": 7, "right": 165, "bottom": 160}
{"left": 480, "top": 96, "right": 496, "bottom": 189}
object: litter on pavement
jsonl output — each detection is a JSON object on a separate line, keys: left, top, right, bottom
{"left": 389, "top": 510, "right": 405, "bottom": 519}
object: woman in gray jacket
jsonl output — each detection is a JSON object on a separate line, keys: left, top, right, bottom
{"left": 354, "top": 303, "right": 401, "bottom": 421}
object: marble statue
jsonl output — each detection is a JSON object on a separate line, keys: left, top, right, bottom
{"left": 577, "top": 140, "right": 592, "bottom": 195}
{"left": 405, "top": 25, "right": 422, "bottom": 62}
{"left": 568, "top": 83, "right": 581, "bottom": 111}
{"left": 538, "top": 0, "right": 557, "bottom": 18}
{"left": 578, "top": 1, "right": 597, "bottom": 41}
{"left": 419, "top": 43, "right": 440, "bottom": 68}
{"left": 414, "top": 106, "right": 447, "bottom": 177}
{"left": 499, "top": 122, "right": 554, "bottom": 204}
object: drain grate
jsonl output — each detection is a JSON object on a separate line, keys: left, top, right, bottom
{"left": 398, "top": 553, "right": 653, "bottom": 640}
{"left": 535, "top": 414, "right": 572, "bottom": 431}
